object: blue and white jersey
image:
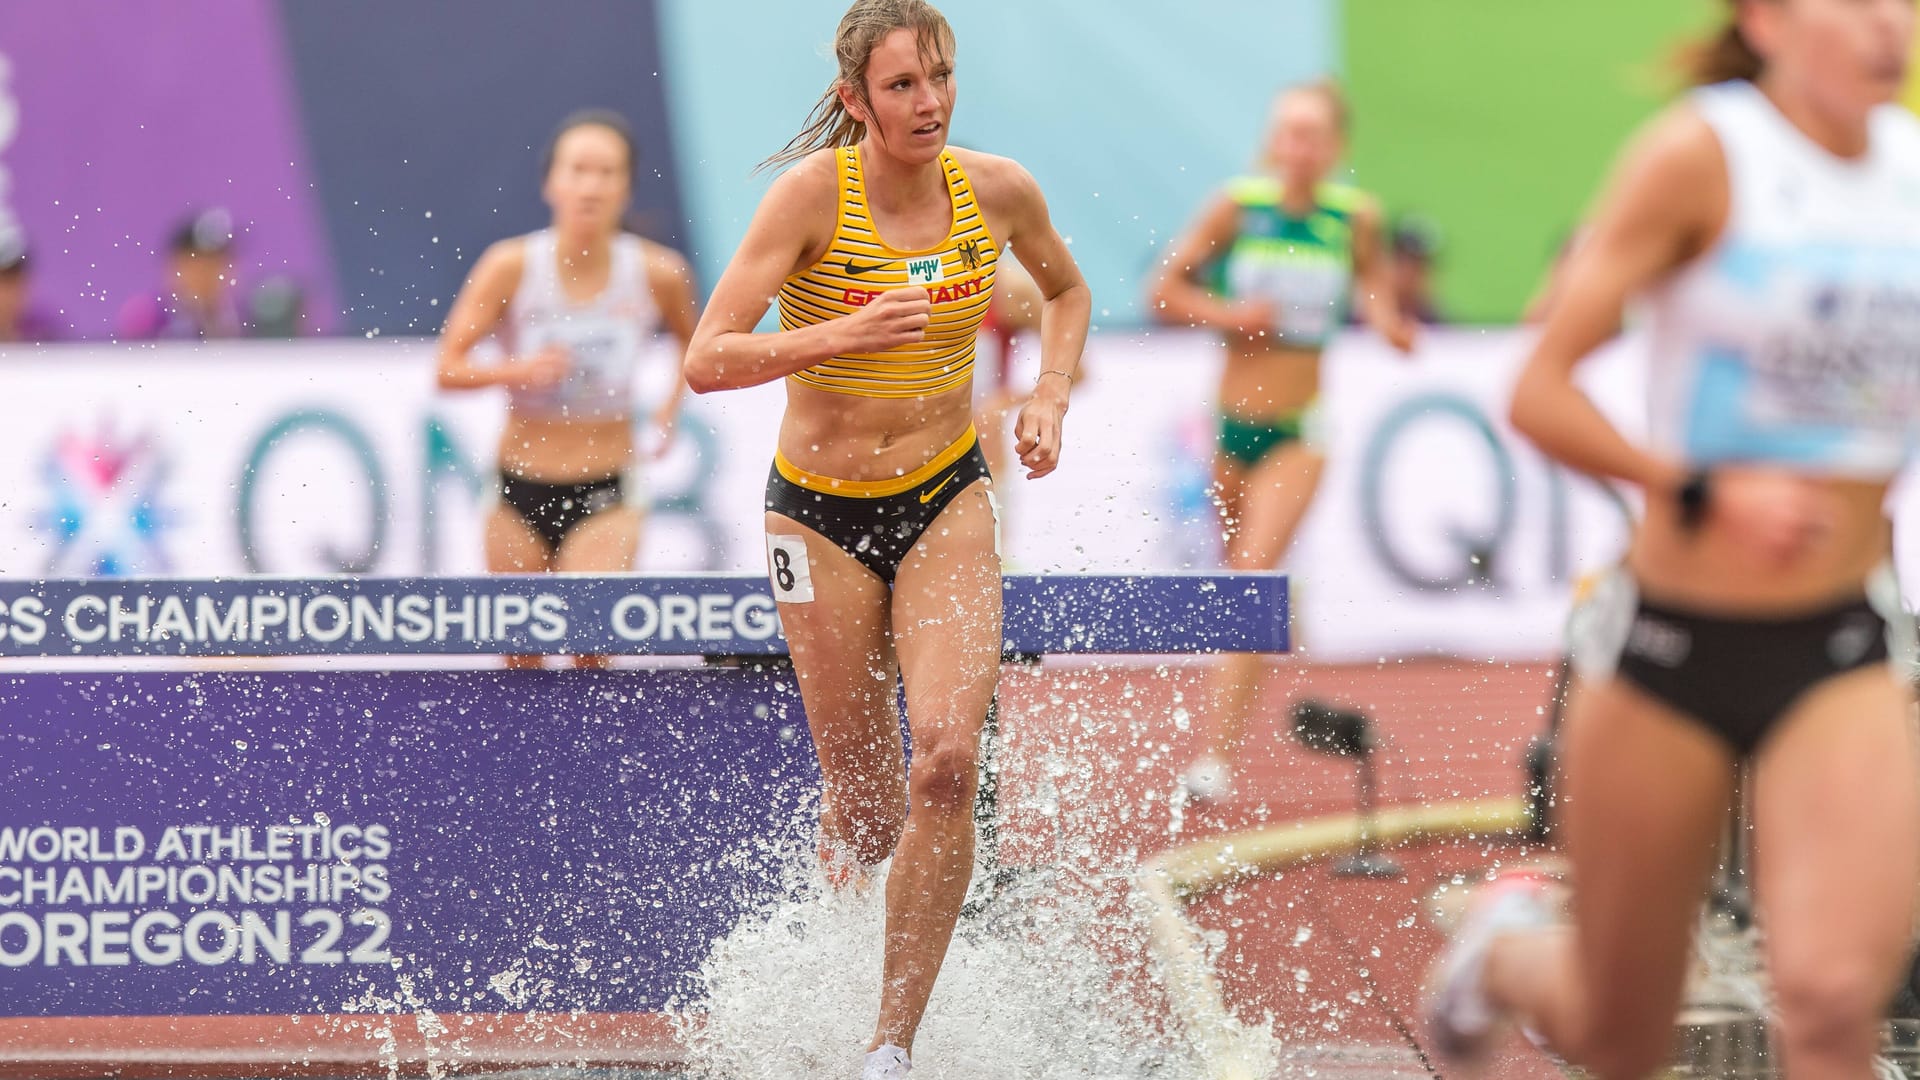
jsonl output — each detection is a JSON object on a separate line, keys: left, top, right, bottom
{"left": 1643, "top": 80, "right": 1920, "bottom": 479}
{"left": 501, "top": 229, "right": 660, "bottom": 422}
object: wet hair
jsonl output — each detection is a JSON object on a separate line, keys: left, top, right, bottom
{"left": 541, "top": 109, "right": 638, "bottom": 182}
{"left": 759, "top": 0, "right": 957, "bottom": 173}
{"left": 1684, "top": 0, "right": 1768, "bottom": 85}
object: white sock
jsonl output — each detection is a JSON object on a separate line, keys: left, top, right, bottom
{"left": 1181, "top": 753, "right": 1232, "bottom": 801}
{"left": 862, "top": 1043, "right": 911, "bottom": 1079}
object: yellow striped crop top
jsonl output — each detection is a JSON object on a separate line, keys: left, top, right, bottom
{"left": 779, "top": 145, "right": 999, "bottom": 398}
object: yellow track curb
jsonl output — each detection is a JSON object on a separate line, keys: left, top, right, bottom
{"left": 1135, "top": 798, "right": 1531, "bottom": 1080}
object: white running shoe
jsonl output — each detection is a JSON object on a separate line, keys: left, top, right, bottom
{"left": 862, "top": 1043, "right": 911, "bottom": 1079}
{"left": 1426, "top": 870, "right": 1554, "bottom": 1067}
{"left": 1179, "top": 754, "right": 1232, "bottom": 802}
{"left": 817, "top": 837, "right": 876, "bottom": 897}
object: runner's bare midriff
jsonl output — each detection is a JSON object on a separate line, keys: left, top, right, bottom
{"left": 779, "top": 380, "right": 975, "bottom": 483}
{"left": 1218, "top": 335, "right": 1321, "bottom": 421}
{"left": 1630, "top": 479, "right": 1892, "bottom": 614}
{"left": 497, "top": 414, "right": 634, "bottom": 481}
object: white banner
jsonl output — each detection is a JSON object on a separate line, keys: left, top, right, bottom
{"left": 0, "top": 339, "right": 774, "bottom": 579}
{"left": 2, "top": 333, "right": 1909, "bottom": 661}
{"left": 993, "top": 328, "right": 1645, "bottom": 660}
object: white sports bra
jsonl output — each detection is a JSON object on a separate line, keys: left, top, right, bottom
{"left": 1643, "top": 81, "right": 1920, "bottom": 479}
{"left": 500, "top": 229, "right": 660, "bottom": 421}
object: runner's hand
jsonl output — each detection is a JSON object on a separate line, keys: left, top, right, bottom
{"left": 1709, "top": 466, "right": 1841, "bottom": 568}
{"left": 1385, "top": 317, "right": 1418, "bottom": 355}
{"left": 1014, "top": 381, "right": 1068, "bottom": 479}
{"left": 506, "top": 344, "right": 569, "bottom": 391}
{"left": 1224, "top": 299, "right": 1277, "bottom": 336}
{"left": 840, "top": 288, "right": 932, "bottom": 353}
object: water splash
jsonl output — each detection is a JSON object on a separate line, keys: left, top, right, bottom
{"left": 675, "top": 667, "right": 1289, "bottom": 1080}
{"left": 676, "top": 848, "right": 1217, "bottom": 1080}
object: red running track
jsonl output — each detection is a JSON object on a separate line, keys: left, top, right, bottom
{"left": 995, "top": 657, "right": 1567, "bottom": 1079}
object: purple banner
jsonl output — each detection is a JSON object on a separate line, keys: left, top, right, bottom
{"left": 0, "top": 668, "right": 813, "bottom": 1015}
{"left": 0, "top": 2, "right": 338, "bottom": 338}
{"left": 0, "top": 573, "right": 1290, "bottom": 658}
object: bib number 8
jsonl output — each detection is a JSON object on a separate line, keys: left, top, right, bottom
{"left": 765, "top": 534, "right": 816, "bottom": 603}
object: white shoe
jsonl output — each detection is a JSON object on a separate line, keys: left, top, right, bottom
{"left": 862, "top": 1043, "right": 911, "bottom": 1079}
{"left": 1426, "top": 870, "right": 1554, "bottom": 1067}
{"left": 817, "top": 838, "right": 876, "bottom": 897}
{"left": 1179, "top": 754, "right": 1232, "bottom": 802}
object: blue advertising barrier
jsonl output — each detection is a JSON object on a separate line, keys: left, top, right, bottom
{"left": 0, "top": 573, "right": 1289, "bottom": 658}
{"left": 0, "top": 573, "right": 1286, "bottom": 1061}
{"left": 0, "top": 666, "right": 813, "bottom": 1017}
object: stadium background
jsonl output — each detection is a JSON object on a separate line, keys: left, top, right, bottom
{"left": 6, "top": 6, "right": 1920, "bottom": 1078}
{"left": 12, "top": 0, "right": 1920, "bottom": 657}
{"left": 2, "top": 0, "right": 1720, "bottom": 340}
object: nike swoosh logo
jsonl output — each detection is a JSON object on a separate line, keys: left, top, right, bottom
{"left": 917, "top": 473, "right": 958, "bottom": 504}
{"left": 843, "top": 259, "right": 888, "bottom": 277}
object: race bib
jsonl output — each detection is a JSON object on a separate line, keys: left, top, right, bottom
{"left": 765, "top": 534, "right": 816, "bottom": 604}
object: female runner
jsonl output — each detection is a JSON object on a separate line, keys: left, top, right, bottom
{"left": 438, "top": 111, "right": 697, "bottom": 669}
{"left": 1147, "top": 81, "right": 1415, "bottom": 800}
{"left": 1429, "top": 4, "right": 1920, "bottom": 1077}
{"left": 683, "top": 2, "right": 1090, "bottom": 1075}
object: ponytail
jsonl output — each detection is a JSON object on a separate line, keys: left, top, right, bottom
{"left": 760, "top": 85, "right": 867, "bottom": 174}
{"left": 758, "top": 0, "right": 956, "bottom": 174}
{"left": 1683, "top": 4, "right": 1766, "bottom": 85}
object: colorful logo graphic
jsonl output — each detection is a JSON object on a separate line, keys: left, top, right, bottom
{"left": 1163, "top": 412, "right": 1220, "bottom": 570}
{"left": 39, "top": 422, "right": 177, "bottom": 575}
